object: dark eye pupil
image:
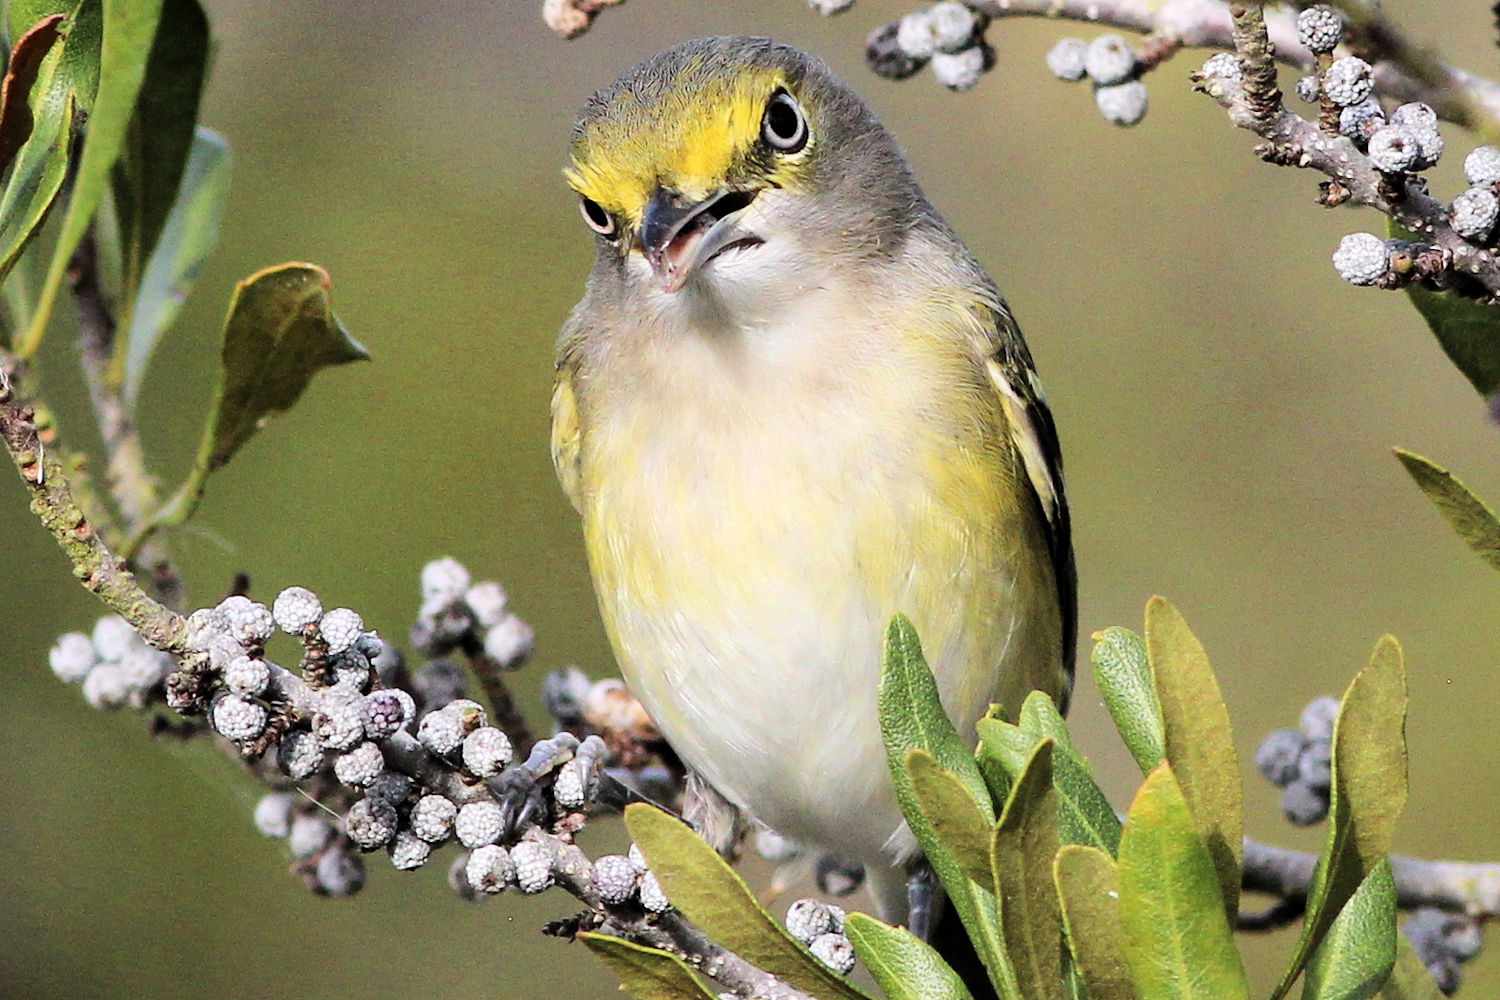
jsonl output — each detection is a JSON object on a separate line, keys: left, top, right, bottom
{"left": 580, "top": 198, "right": 613, "bottom": 234}
{"left": 767, "top": 98, "right": 799, "bottom": 141}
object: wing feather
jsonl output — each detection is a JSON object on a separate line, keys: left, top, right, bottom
{"left": 983, "top": 308, "right": 1077, "bottom": 709}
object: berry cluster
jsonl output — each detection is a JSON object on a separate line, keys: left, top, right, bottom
{"left": 1045, "top": 35, "right": 1148, "bottom": 127}
{"left": 785, "top": 898, "right": 856, "bottom": 975}
{"left": 1403, "top": 907, "right": 1484, "bottom": 995}
{"left": 1254, "top": 695, "right": 1337, "bottom": 827}
{"left": 410, "top": 556, "right": 534, "bottom": 669}
{"left": 866, "top": 2, "right": 993, "bottom": 93}
{"left": 51, "top": 615, "right": 174, "bottom": 710}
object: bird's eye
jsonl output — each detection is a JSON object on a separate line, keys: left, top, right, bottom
{"left": 579, "top": 196, "right": 617, "bottom": 237}
{"left": 761, "top": 90, "right": 808, "bottom": 153}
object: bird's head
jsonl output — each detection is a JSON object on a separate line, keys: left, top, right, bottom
{"left": 565, "top": 37, "right": 922, "bottom": 310}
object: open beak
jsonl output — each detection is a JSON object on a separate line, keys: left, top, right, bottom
{"left": 639, "top": 187, "right": 762, "bottom": 293}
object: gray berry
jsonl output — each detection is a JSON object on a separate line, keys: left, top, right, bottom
{"left": 212, "top": 694, "right": 268, "bottom": 741}
{"left": 866, "top": 21, "right": 925, "bottom": 80}
{"left": 253, "top": 792, "right": 295, "bottom": 838}
{"left": 334, "top": 741, "right": 385, "bottom": 788}
{"left": 1464, "top": 145, "right": 1500, "bottom": 186}
{"left": 361, "top": 689, "right": 412, "bottom": 740}
{"left": 592, "top": 854, "right": 641, "bottom": 905}
{"left": 319, "top": 608, "right": 364, "bottom": 654}
{"left": 1095, "top": 81, "right": 1148, "bottom": 127}
{"left": 1046, "top": 38, "right": 1087, "bottom": 81}
{"left": 1323, "top": 56, "right": 1374, "bottom": 106}
{"left": 1331, "top": 233, "right": 1389, "bottom": 286}
{"left": 278, "top": 729, "right": 325, "bottom": 780}
{"left": 1255, "top": 729, "right": 1305, "bottom": 787}
{"left": 411, "top": 794, "right": 458, "bottom": 843}
{"left": 272, "top": 586, "right": 322, "bottom": 634}
{"left": 1298, "top": 739, "right": 1333, "bottom": 793}
{"left": 313, "top": 687, "right": 367, "bottom": 751}
{"left": 466, "top": 844, "right": 515, "bottom": 893}
{"left": 1367, "top": 125, "right": 1420, "bottom": 172}
{"left": 1281, "top": 780, "right": 1330, "bottom": 826}
{"left": 1452, "top": 187, "right": 1499, "bottom": 241}
{"left": 49, "top": 632, "right": 97, "bottom": 683}
{"left": 365, "top": 771, "right": 413, "bottom": 806}
{"left": 1296, "top": 74, "right": 1320, "bottom": 104}
{"left": 931, "top": 45, "right": 988, "bottom": 92}
{"left": 454, "top": 800, "right": 504, "bottom": 848}
{"left": 1338, "top": 99, "right": 1385, "bottom": 142}
{"left": 345, "top": 797, "right": 399, "bottom": 850}
{"left": 315, "top": 848, "right": 366, "bottom": 897}
{"left": 809, "top": 933, "right": 857, "bottom": 975}
{"left": 387, "top": 830, "right": 432, "bottom": 871}
{"left": 786, "top": 899, "right": 836, "bottom": 944}
{"left": 1299, "top": 696, "right": 1341, "bottom": 742}
{"left": 511, "top": 840, "right": 555, "bottom": 894}
{"left": 1084, "top": 34, "right": 1135, "bottom": 86}
{"left": 1296, "top": 6, "right": 1343, "bottom": 54}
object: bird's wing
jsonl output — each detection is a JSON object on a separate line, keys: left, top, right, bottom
{"left": 983, "top": 306, "right": 1077, "bottom": 708}
{"left": 550, "top": 360, "right": 584, "bottom": 514}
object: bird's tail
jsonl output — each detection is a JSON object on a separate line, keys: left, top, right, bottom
{"left": 930, "top": 901, "right": 1000, "bottom": 1000}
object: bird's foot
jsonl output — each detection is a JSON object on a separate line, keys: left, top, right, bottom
{"left": 907, "top": 863, "right": 937, "bottom": 941}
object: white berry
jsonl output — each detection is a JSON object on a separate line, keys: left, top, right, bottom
{"left": 787, "top": 899, "right": 837, "bottom": 944}
{"left": 1366, "top": 125, "right": 1420, "bottom": 172}
{"left": 592, "top": 854, "right": 640, "bottom": 905}
{"left": 511, "top": 840, "right": 555, "bottom": 894}
{"left": 455, "top": 800, "right": 504, "bottom": 848}
{"left": 1096, "top": 81, "right": 1148, "bottom": 126}
{"left": 421, "top": 557, "right": 471, "bottom": 605}
{"left": 1296, "top": 5, "right": 1343, "bottom": 54}
{"left": 212, "top": 694, "right": 268, "bottom": 741}
{"left": 91, "top": 615, "right": 137, "bottom": 661}
{"left": 224, "top": 655, "right": 271, "bottom": 696}
{"left": 1045, "top": 38, "right": 1087, "bottom": 81}
{"left": 288, "top": 814, "right": 334, "bottom": 859}
{"left": 278, "top": 729, "right": 325, "bottom": 780}
{"left": 319, "top": 608, "right": 364, "bottom": 654}
{"left": 462, "top": 726, "right": 513, "bottom": 777}
{"left": 927, "top": 1, "right": 978, "bottom": 54}
{"left": 482, "top": 614, "right": 535, "bottom": 668}
{"left": 388, "top": 830, "right": 432, "bottom": 871}
{"left": 362, "top": 689, "right": 413, "bottom": 740}
{"left": 334, "top": 741, "right": 385, "bottom": 788}
{"left": 1323, "top": 57, "right": 1373, "bottom": 107}
{"left": 466, "top": 844, "right": 515, "bottom": 893}
{"left": 345, "top": 797, "right": 398, "bottom": 850}
{"left": 639, "top": 870, "right": 670, "bottom": 912}
{"left": 932, "top": 46, "right": 986, "bottom": 92}
{"left": 253, "top": 792, "right": 295, "bottom": 838}
{"left": 49, "top": 632, "right": 97, "bottom": 683}
{"left": 1084, "top": 34, "right": 1135, "bottom": 86}
{"left": 1332, "top": 233, "right": 1389, "bottom": 286}
{"left": 411, "top": 794, "right": 458, "bottom": 843}
{"left": 464, "top": 581, "right": 510, "bottom": 628}
{"left": 273, "top": 586, "right": 323, "bottom": 634}
{"left": 313, "top": 687, "right": 367, "bottom": 750}
{"left": 810, "top": 933, "right": 856, "bottom": 975}
{"left": 220, "top": 597, "right": 274, "bottom": 648}
{"left": 1465, "top": 145, "right": 1500, "bottom": 186}
{"left": 1452, "top": 186, "right": 1499, "bottom": 241}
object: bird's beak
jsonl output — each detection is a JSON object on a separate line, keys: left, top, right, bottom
{"left": 639, "top": 187, "right": 760, "bottom": 293}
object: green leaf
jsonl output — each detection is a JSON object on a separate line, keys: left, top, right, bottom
{"left": 881, "top": 614, "right": 995, "bottom": 819}
{"left": 979, "top": 716, "right": 1120, "bottom": 856}
{"left": 991, "top": 739, "right": 1065, "bottom": 1000}
{"left": 1272, "top": 637, "right": 1409, "bottom": 1000}
{"left": 1145, "top": 596, "right": 1242, "bottom": 921}
{"left": 624, "top": 804, "right": 873, "bottom": 1000}
{"left": 1393, "top": 216, "right": 1500, "bottom": 395}
{"left": 1117, "top": 765, "right": 1250, "bottom": 1000}
{"left": 1090, "top": 626, "right": 1165, "bottom": 773}
{"left": 879, "top": 614, "right": 1015, "bottom": 999}
{"left": 1054, "top": 845, "right": 1135, "bottom": 1000}
{"left": 8, "top": 0, "right": 100, "bottom": 112}
{"left": 0, "top": 82, "right": 70, "bottom": 289}
{"left": 908, "top": 748, "right": 995, "bottom": 886}
{"left": 17, "top": 0, "right": 165, "bottom": 358}
{"left": 1052, "top": 742, "right": 1123, "bottom": 857}
{"left": 124, "top": 263, "right": 366, "bottom": 556}
{"left": 1018, "top": 690, "right": 1076, "bottom": 754}
{"left": 107, "top": 0, "right": 208, "bottom": 353}
{"left": 1394, "top": 449, "right": 1500, "bottom": 573}
{"left": 1303, "top": 861, "right": 1397, "bottom": 1000}
{"left": 0, "top": 12, "right": 64, "bottom": 172}
{"left": 845, "top": 913, "right": 976, "bottom": 1000}
{"left": 578, "top": 932, "right": 719, "bottom": 1000}
{"left": 1379, "top": 939, "right": 1447, "bottom": 1000}
{"left": 121, "top": 126, "right": 228, "bottom": 411}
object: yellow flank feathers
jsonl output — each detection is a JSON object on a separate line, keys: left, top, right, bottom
{"left": 565, "top": 66, "right": 790, "bottom": 221}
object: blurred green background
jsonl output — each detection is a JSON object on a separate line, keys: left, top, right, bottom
{"left": 2, "top": 1, "right": 1497, "bottom": 996}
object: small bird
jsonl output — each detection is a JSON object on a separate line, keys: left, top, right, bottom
{"left": 551, "top": 33, "right": 1075, "bottom": 955}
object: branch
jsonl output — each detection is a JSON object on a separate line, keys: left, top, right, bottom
{"left": 69, "top": 233, "right": 186, "bottom": 610}
{"left": 1243, "top": 836, "right": 1500, "bottom": 920}
{"left": 0, "top": 352, "right": 187, "bottom": 653}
